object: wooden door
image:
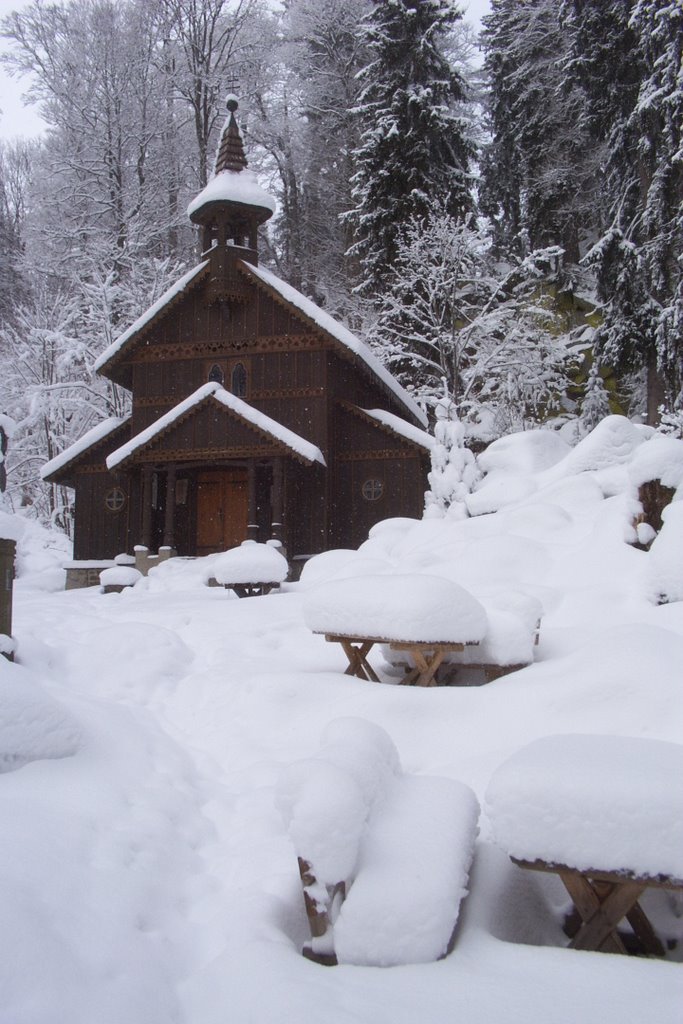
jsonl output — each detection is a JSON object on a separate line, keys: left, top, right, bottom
{"left": 196, "top": 469, "right": 248, "bottom": 554}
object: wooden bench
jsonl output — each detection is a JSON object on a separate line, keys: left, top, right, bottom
{"left": 486, "top": 734, "right": 683, "bottom": 957}
{"left": 278, "top": 717, "right": 480, "bottom": 966}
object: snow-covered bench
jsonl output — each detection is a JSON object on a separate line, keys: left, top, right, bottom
{"left": 212, "top": 541, "right": 288, "bottom": 597}
{"left": 303, "top": 574, "right": 488, "bottom": 686}
{"left": 277, "top": 717, "right": 480, "bottom": 966}
{"left": 485, "top": 735, "right": 683, "bottom": 956}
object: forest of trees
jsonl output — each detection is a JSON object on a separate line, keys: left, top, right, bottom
{"left": 0, "top": 0, "right": 681, "bottom": 526}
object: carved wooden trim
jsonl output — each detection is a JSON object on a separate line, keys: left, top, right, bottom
{"left": 129, "top": 445, "right": 314, "bottom": 465}
{"left": 132, "top": 334, "right": 324, "bottom": 364}
{"left": 251, "top": 387, "right": 324, "bottom": 399}
{"left": 338, "top": 450, "right": 420, "bottom": 462}
{"left": 134, "top": 396, "right": 176, "bottom": 407}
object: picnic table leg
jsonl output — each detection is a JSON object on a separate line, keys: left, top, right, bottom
{"left": 559, "top": 871, "right": 651, "bottom": 954}
{"left": 339, "top": 640, "right": 379, "bottom": 681}
{"left": 625, "top": 901, "right": 666, "bottom": 957}
{"left": 401, "top": 646, "right": 448, "bottom": 687}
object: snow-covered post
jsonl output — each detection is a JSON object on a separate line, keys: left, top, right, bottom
{"left": 0, "top": 535, "right": 16, "bottom": 660}
{"left": 424, "top": 388, "right": 481, "bottom": 519}
{"left": 0, "top": 416, "right": 11, "bottom": 501}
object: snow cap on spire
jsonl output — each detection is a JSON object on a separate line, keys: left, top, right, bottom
{"left": 187, "top": 93, "right": 276, "bottom": 224}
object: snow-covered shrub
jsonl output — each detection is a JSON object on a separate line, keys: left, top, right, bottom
{"left": 424, "top": 395, "right": 480, "bottom": 520}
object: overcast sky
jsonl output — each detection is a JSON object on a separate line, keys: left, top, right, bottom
{"left": 0, "top": 0, "right": 492, "bottom": 142}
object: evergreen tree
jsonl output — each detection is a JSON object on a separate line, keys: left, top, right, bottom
{"left": 563, "top": 0, "right": 682, "bottom": 417}
{"left": 480, "top": 0, "right": 599, "bottom": 262}
{"left": 344, "top": 0, "right": 475, "bottom": 296}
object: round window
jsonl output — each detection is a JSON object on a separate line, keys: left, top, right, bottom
{"left": 361, "top": 478, "right": 384, "bottom": 501}
{"left": 104, "top": 487, "right": 126, "bottom": 513}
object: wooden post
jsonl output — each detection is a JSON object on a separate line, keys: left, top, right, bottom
{"left": 270, "top": 457, "right": 283, "bottom": 543}
{"left": 0, "top": 538, "right": 15, "bottom": 659}
{"left": 141, "top": 468, "right": 153, "bottom": 549}
{"left": 247, "top": 460, "right": 259, "bottom": 541}
{"left": 163, "top": 465, "right": 176, "bottom": 550}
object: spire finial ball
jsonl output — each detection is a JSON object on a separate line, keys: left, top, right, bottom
{"left": 226, "top": 93, "right": 239, "bottom": 113}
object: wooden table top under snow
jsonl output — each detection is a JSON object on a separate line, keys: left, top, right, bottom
{"left": 486, "top": 735, "right": 683, "bottom": 957}
{"left": 303, "top": 575, "right": 488, "bottom": 687}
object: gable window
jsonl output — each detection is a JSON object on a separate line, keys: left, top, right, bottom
{"left": 208, "top": 363, "right": 225, "bottom": 385}
{"left": 104, "top": 486, "right": 126, "bottom": 513}
{"left": 231, "top": 361, "right": 247, "bottom": 398}
{"left": 361, "top": 478, "right": 384, "bottom": 502}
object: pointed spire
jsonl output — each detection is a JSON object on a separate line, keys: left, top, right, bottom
{"left": 214, "top": 94, "right": 248, "bottom": 174}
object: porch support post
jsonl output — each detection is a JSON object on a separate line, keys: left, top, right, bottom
{"left": 247, "top": 460, "right": 259, "bottom": 541}
{"left": 141, "top": 468, "right": 153, "bottom": 549}
{"left": 163, "top": 465, "right": 176, "bottom": 550}
{"left": 270, "top": 457, "right": 283, "bottom": 543}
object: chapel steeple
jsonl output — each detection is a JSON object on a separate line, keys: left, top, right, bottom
{"left": 187, "top": 94, "right": 275, "bottom": 296}
{"left": 213, "top": 95, "right": 248, "bottom": 174}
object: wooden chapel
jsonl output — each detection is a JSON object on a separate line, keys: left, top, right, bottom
{"left": 42, "top": 97, "right": 432, "bottom": 570}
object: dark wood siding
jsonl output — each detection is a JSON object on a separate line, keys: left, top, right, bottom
{"left": 72, "top": 469, "right": 132, "bottom": 560}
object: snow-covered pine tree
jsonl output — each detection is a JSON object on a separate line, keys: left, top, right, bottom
{"left": 480, "top": 0, "right": 599, "bottom": 263}
{"left": 344, "top": 0, "right": 475, "bottom": 296}
{"left": 563, "top": 0, "right": 682, "bottom": 418}
{"left": 580, "top": 361, "right": 611, "bottom": 432}
{"left": 628, "top": 0, "right": 683, "bottom": 411}
{"left": 424, "top": 388, "right": 480, "bottom": 520}
{"left": 250, "top": 0, "right": 369, "bottom": 312}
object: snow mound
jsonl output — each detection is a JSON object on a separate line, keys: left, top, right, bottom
{"left": 0, "top": 511, "right": 70, "bottom": 591}
{"left": 278, "top": 719, "right": 399, "bottom": 886}
{"left": 65, "top": 622, "right": 193, "bottom": 703}
{"left": 213, "top": 541, "right": 289, "bottom": 585}
{"left": 647, "top": 500, "right": 683, "bottom": 603}
{"left": 486, "top": 734, "right": 683, "bottom": 880}
{"left": 0, "top": 658, "right": 82, "bottom": 771}
{"left": 303, "top": 574, "right": 488, "bottom": 643}
{"left": 545, "top": 415, "right": 644, "bottom": 478}
{"left": 628, "top": 435, "right": 683, "bottom": 490}
{"left": 478, "top": 429, "right": 571, "bottom": 476}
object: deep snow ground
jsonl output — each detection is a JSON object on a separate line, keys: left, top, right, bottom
{"left": 2, "top": 418, "right": 683, "bottom": 1023}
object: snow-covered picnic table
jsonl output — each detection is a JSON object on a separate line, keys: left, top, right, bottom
{"left": 212, "top": 541, "right": 288, "bottom": 597}
{"left": 303, "top": 574, "right": 488, "bottom": 686}
{"left": 278, "top": 718, "right": 480, "bottom": 966}
{"left": 486, "top": 735, "right": 683, "bottom": 956}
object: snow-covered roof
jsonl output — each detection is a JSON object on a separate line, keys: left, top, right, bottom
{"left": 106, "top": 382, "right": 326, "bottom": 470}
{"left": 94, "top": 261, "right": 209, "bottom": 373}
{"left": 41, "top": 418, "right": 128, "bottom": 482}
{"left": 187, "top": 169, "right": 276, "bottom": 220}
{"left": 361, "top": 408, "right": 434, "bottom": 451}
{"left": 241, "top": 262, "right": 428, "bottom": 428}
